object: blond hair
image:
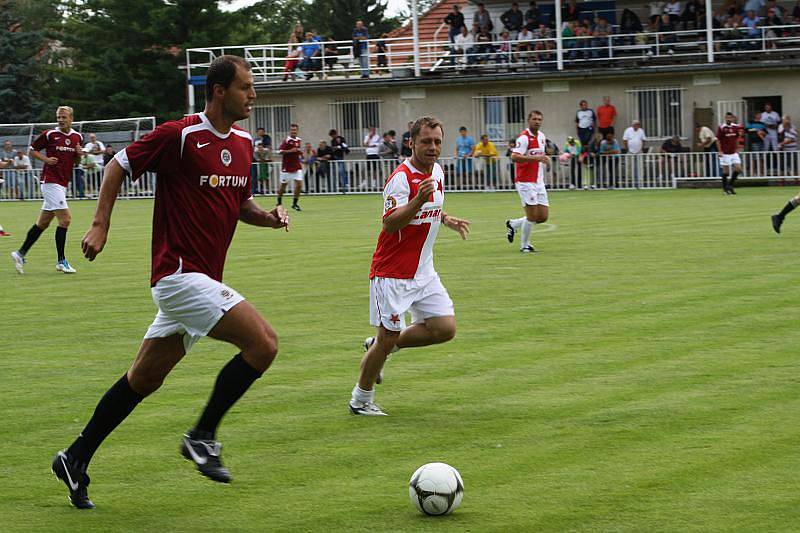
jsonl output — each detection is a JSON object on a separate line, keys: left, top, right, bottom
{"left": 56, "top": 106, "right": 74, "bottom": 118}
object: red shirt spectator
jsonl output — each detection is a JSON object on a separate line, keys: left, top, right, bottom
{"left": 596, "top": 96, "right": 617, "bottom": 134}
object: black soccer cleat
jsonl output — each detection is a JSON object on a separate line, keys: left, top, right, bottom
{"left": 291, "top": 204, "right": 302, "bottom": 211}
{"left": 52, "top": 450, "right": 95, "bottom": 509}
{"left": 521, "top": 245, "right": 536, "bottom": 253}
{"left": 505, "top": 220, "right": 515, "bottom": 243}
{"left": 181, "top": 433, "right": 232, "bottom": 483}
{"left": 772, "top": 214, "right": 784, "bottom": 234}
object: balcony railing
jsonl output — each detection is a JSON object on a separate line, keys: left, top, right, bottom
{"left": 185, "top": 24, "right": 800, "bottom": 85}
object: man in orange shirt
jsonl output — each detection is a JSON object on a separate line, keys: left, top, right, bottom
{"left": 597, "top": 96, "right": 617, "bottom": 137}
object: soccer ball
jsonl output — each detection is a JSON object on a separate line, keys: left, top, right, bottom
{"left": 408, "top": 462, "right": 464, "bottom": 515}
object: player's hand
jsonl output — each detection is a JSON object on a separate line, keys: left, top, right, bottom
{"left": 271, "top": 205, "right": 290, "bottom": 231}
{"left": 443, "top": 214, "right": 470, "bottom": 240}
{"left": 82, "top": 223, "right": 108, "bottom": 261}
{"left": 414, "top": 178, "right": 436, "bottom": 203}
{"left": 44, "top": 156, "right": 59, "bottom": 165}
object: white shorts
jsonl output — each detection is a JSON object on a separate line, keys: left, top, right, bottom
{"left": 369, "top": 275, "right": 455, "bottom": 332}
{"left": 279, "top": 170, "right": 304, "bottom": 184}
{"left": 719, "top": 153, "right": 741, "bottom": 167}
{"left": 516, "top": 181, "right": 549, "bottom": 207}
{"left": 41, "top": 183, "right": 68, "bottom": 211}
{"left": 144, "top": 272, "right": 245, "bottom": 353}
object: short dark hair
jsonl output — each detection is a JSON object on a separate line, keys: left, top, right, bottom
{"left": 329, "top": 128, "right": 337, "bottom": 135}
{"left": 459, "top": 126, "right": 467, "bottom": 132}
{"left": 410, "top": 116, "right": 444, "bottom": 142}
{"left": 528, "top": 110, "right": 543, "bottom": 119}
{"left": 257, "top": 127, "right": 265, "bottom": 132}
{"left": 725, "top": 112, "right": 734, "bottom": 116}
{"left": 205, "top": 55, "right": 251, "bottom": 101}
{"left": 290, "top": 123, "right": 299, "bottom": 128}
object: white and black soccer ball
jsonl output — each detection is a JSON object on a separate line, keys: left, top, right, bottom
{"left": 408, "top": 462, "right": 464, "bottom": 516}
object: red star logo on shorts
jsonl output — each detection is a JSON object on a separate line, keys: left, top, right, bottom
{"left": 390, "top": 314, "right": 400, "bottom": 324}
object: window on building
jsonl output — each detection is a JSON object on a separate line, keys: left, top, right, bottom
{"left": 246, "top": 103, "right": 294, "bottom": 143}
{"left": 329, "top": 99, "right": 381, "bottom": 148}
{"left": 626, "top": 87, "right": 684, "bottom": 139}
{"left": 472, "top": 94, "right": 527, "bottom": 143}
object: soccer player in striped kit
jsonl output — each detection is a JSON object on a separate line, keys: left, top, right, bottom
{"left": 506, "top": 110, "right": 551, "bottom": 252}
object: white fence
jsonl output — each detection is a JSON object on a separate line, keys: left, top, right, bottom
{"left": 1, "top": 152, "right": 798, "bottom": 201}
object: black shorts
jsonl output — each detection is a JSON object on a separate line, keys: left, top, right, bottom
{"left": 599, "top": 126, "right": 614, "bottom": 136}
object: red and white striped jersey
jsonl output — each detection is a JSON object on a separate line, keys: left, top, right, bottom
{"left": 512, "top": 128, "right": 547, "bottom": 183}
{"left": 370, "top": 159, "right": 445, "bottom": 280}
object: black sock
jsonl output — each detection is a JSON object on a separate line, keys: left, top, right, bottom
{"left": 55, "top": 226, "right": 67, "bottom": 261}
{"left": 192, "top": 353, "right": 263, "bottom": 439}
{"left": 276, "top": 196, "right": 282, "bottom": 205}
{"left": 292, "top": 198, "right": 298, "bottom": 206}
{"left": 721, "top": 176, "right": 728, "bottom": 190}
{"left": 66, "top": 374, "right": 144, "bottom": 465}
{"left": 18, "top": 224, "right": 44, "bottom": 256}
{"left": 730, "top": 171, "right": 739, "bottom": 187}
{"left": 778, "top": 198, "right": 799, "bottom": 218}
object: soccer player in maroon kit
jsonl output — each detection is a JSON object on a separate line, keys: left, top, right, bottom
{"left": 51, "top": 56, "right": 290, "bottom": 509}
{"left": 277, "top": 123, "right": 304, "bottom": 211}
{"left": 10, "top": 106, "right": 82, "bottom": 274}
{"left": 717, "top": 112, "right": 744, "bottom": 195}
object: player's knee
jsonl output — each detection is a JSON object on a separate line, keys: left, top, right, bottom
{"left": 59, "top": 215, "right": 71, "bottom": 227}
{"left": 127, "top": 367, "right": 165, "bottom": 397}
{"left": 247, "top": 325, "right": 278, "bottom": 370}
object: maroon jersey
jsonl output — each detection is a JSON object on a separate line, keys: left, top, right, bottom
{"left": 30, "top": 129, "right": 83, "bottom": 186}
{"left": 115, "top": 113, "right": 253, "bottom": 286}
{"left": 717, "top": 123, "right": 743, "bottom": 155}
{"left": 280, "top": 136, "right": 302, "bottom": 172}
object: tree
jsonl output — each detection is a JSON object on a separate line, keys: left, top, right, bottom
{"left": 306, "top": 0, "right": 399, "bottom": 40}
{"left": 0, "top": 0, "right": 58, "bottom": 123}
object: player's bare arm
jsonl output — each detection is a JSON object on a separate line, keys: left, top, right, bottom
{"left": 239, "top": 200, "right": 290, "bottom": 231}
{"left": 442, "top": 213, "right": 470, "bottom": 240}
{"left": 511, "top": 152, "right": 550, "bottom": 166}
{"left": 382, "top": 177, "right": 436, "bottom": 234}
{"left": 82, "top": 158, "right": 125, "bottom": 260}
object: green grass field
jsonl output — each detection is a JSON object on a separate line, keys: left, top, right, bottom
{"left": 2, "top": 188, "right": 799, "bottom": 532}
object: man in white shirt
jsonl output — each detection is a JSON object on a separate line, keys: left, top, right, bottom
{"left": 696, "top": 123, "right": 719, "bottom": 179}
{"left": 362, "top": 125, "right": 382, "bottom": 189}
{"left": 761, "top": 102, "right": 781, "bottom": 152}
{"left": 9, "top": 149, "right": 32, "bottom": 200}
{"left": 453, "top": 26, "right": 476, "bottom": 67}
{"left": 622, "top": 120, "right": 647, "bottom": 187}
{"left": 84, "top": 133, "right": 106, "bottom": 168}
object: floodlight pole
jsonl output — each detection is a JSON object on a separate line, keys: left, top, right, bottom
{"left": 705, "top": 0, "right": 715, "bottom": 63}
{"left": 555, "top": 0, "right": 563, "bottom": 70}
{"left": 412, "top": 0, "right": 421, "bottom": 77}
{"left": 185, "top": 49, "right": 195, "bottom": 114}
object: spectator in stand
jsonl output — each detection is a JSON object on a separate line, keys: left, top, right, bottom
{"left": 742, "top": 10, "right": 762, "bottom": 49}
{"left": 763, "top": 7, "right": 784, "bottom": 46}
{"left": 721, "top": 13, "right": 744, "bottom": 51}
{"left": 563, "top": 21, "right": 578, "bottom": 59}
{"left": 376, "top": 33, "right": 388, "bottom": 70}
{"left": 102, "top": 145, "right": 115, "bottom": 167}
{"left": 474, "top": 2, "right": 494, "bottom": 33}
{"left": 401, "top": 121, "right": 413, "bottom": 157}
{"left": 747, "top": 112, "right": 767, "bottom": 151}
{"left": 525, "top": 1, "right": 541, "bottom": 28}
{"left": 84, "top": 133, "right": 105, "bottom": 170}
{"left": 444, "top": 4, "right": 466, "bottom": 43}
{"left": 597, "top": 96, "right": 617, "bottom": 137}
{"left": 475, "top": 27, "right": 495, "bottom": 63}
{"left": 652, "top": 14, "right": 677, "bottom": 55}
{"left": 665, "top": 0, "right": 682, "bottom": 24}
{"left": 329, "top": 128, "right": 350, "bottom": 192}
{"left": 362, "top": 125, "right": 381, "bottom": 188}
{"left": 744, "top": 0, "right": 765, "bottom": 15}
{"left": 379, "top": 131, "right": 399, "bottom": 160}
{"left": 504, "top": 138, "right": 516, "bottom": 182}
{"left": 564, "top": 136, "right": 583, "bottom": 189}
{"left": 2, "top": 140, "right": 15, "bottom": 162}
{"left": 283, "top": 31, "right": 301, "bottom": 81}
{"left": 680, "top": 0, "right": 701, "bottom": 29}
{"left": 496, "top": 30, "right": 513, "bottom": 67}
{"left": 592, "top": 16, "right": 614, "bottom": 58}
{"left": 472, "top": 134, "right": 499, "bottom": 189}
{"left": 599, "top": 132, "right": 621, "bottom": 187}
{"left": 661, "top": 135, "right": 688, "bottom": 178}
{"left": 323, "top": 38, "right": 342, "bottom": 73}
{"left": 253, "top": 143, "right": 271, "bottom": 191}
{"left": 761, "top": 102, "right": 781, "bottom": 151}
{"left": 302, "top": 142, "right": 318, "bottom": 188}
{"left": 792, "top": 0, "right": 800, "bottom": 22}
{"left": 501, "top": 2, "right": 524, "bottom": 39}
{"left": 661, "top": 135, "right": 687, "bottom": 153}
{"left": 622, "top": 120, "right": 647, "bottom": 187}
{"left": 533, "top": 23, "right": 555, "bottom": 65}
{"left": 649, "top": 0, "right": 665, "bottom": 24}
{"left": 353, "top": 20, "right": 370, "bottom": 79}
{"left": 455, "top": 126, "right": 476, "bottom": 178}
{"left": 563, "top": 0, "right": 581, "bottom": 22}
{"left": 300, "top": 31, "right": 322, "bottom": 79}
{"left": 76, "top": 151, "right": 97, "bottom": 199}
{"left": 575, "top": 100, "right": 596, "bottom": 148}
{"left": 255, "top": 127, "right": 272, "bottom": 157}
{"left": 619, "top": 9, "right": 645, "bottom": 45}
{"left": 11, "top": 148, "right": 31, "bottom": 200}
{"left": 765, "top": 0, "right": 784, "bottom": 18}
{"left": 454, "top": 25, "right": 476, "bottom": 68}
{"left": 779, "top": 115, "right": 798, "bottom": 175}
{"left": 517, "top": 25, "right": 534, "bottom": 63}
{"left": 696, "top": 123, "right": 719, "bottom": 176}
{"left": 316, "top": 139, "right": 334, "bottom": 191}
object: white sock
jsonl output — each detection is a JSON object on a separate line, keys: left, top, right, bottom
{"left": 509, "top": 216, "right": 525, "bottom": 230}
{"left": 521, "top": 219, "right": 534, "bottom": 248}
{"left": 351, "top": 384, "right": 374, "bottom": 404}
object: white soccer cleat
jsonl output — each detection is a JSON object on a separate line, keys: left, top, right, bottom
{"left": 10, "top": 251, "right": 25, "bottom": 274}
{"left": 349, "top": 400, "right": 388, "bottom": 416}
{"left": 56, "top": 259, "right": 77, "bottom": 274}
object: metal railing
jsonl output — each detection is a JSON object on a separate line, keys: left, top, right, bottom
{"left": 2, "top": 151, "right": 798, "bottom": 201}
{"left": 185, "top": 24, "right": 800, "bottom": 83}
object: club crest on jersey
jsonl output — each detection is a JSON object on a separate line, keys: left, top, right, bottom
{"left": 65, "top": 139, "right": 71, "bottom": 146}
{"left": 384, "top": 195, "right": 397, "bottom": 212}
{"left": 220, "top": 149, "right": 232, "bottom": 167}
